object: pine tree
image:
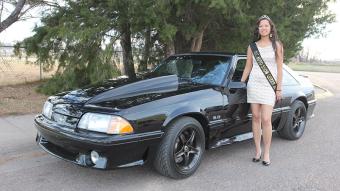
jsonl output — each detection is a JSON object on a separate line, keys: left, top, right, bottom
{"left": 17, "top": 0, "right": 335, "bottom": 94}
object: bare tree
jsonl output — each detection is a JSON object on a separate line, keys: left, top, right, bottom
{"left": 0, "top": 0, "right": 58, "bottom": 33}
{"left": 1, "top": 0, "right": 27, "bottom": 33}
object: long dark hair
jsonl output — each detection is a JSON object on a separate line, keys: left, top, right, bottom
{"left": 253, "top": 15, "right": 280, "bottom": 58}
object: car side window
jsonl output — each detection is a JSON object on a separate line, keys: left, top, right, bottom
{"left": 231, "top": 59, "right": 246, "bottom": 82}
{"left": 283, "top": 68, "right": 299, "bottom": 86}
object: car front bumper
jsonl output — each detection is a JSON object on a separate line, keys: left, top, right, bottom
{"left": 34, "top": 114, "right": 163, "bottom": 169}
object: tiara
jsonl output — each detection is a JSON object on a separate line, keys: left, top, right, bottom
{"left": 258, "top": 15, "right": 271, "bottom": 20}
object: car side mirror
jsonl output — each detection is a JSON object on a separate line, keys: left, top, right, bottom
{"left": 227, "top": 81, "right": 246, "bottom": 89}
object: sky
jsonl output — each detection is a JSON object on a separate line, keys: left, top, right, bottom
{"left": 0, "top": 1, "right": 340, "bottom": 61}
{"left": 302, "top": 0, "right": 340, "bottom": 61}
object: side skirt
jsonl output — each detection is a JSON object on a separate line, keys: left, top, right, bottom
{"left": 209, "top": 132, "right": 254, "bottom": 149}
{"left": 209, "top": 130, "right": 280, "bottom": 149}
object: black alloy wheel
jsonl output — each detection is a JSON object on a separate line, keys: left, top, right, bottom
{"left": 278, "top": 100, "right": 307, "bottom": 140}
{"left": 292, "top": 106, "right": 306, "bottom": 136}
{"left": 154, "top": 117, "right": 205, "bottom": 179}
{"left": 173, "top": 127, "right": 202, "bottom": 171}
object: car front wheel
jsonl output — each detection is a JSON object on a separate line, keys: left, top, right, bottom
{"left": 278, "top": 100, "right": 307, "bottom": 140}
{"left": 153, "top": 117, "right": 205, "bottom": 179}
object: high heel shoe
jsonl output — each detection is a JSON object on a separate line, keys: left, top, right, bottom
{"left": 252, "top": 156, "right": 261, "bottom": 162}
{"left": 262, "top": 160, "right": 271, "bottom": 166}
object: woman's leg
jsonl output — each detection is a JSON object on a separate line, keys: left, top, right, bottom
{"left": 261, "top": 104, "right": 274, "bottom": 162}
{"left": 251, "top": 103, "right": 262, "bottom": 158}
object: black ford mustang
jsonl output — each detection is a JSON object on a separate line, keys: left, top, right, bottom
{"left": 35, "top": 52, "right": 316, "bottom": 179}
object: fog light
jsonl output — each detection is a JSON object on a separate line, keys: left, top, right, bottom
{"left": 90, "top": 151, "right": 99, "bottom": 164}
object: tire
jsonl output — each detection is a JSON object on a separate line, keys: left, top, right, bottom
{"left": 153, "top": 117, "right": 205, "bottom": 179}
{"left": 278, "top": 100, "right": 307, "bottom": 140}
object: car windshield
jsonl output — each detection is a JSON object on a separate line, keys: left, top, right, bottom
{"left": 152, "top": 55, "right": 232, "bottom": 86}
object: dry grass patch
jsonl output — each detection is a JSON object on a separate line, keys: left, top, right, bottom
{"left": 289, "top": 62, "right": 340, "bottom": 73}
{"left": 0, "top": 81, "right": 48, "bottom": 116}
{"left": 0, "top": 57, "right": 57, "bottom": 86}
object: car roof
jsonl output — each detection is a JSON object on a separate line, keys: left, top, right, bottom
{"left": 173, "top": 51, "right": 246, "bottom": 57}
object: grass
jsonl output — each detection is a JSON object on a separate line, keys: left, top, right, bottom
{"left": 288, "top": 62, "right": 340, "bottom": 73}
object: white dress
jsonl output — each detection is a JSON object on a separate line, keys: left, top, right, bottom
{"left": 247, "top": 43, "right": 277, "bottom": 106}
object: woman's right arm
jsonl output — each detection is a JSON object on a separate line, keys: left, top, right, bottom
{"left": 240, "top": 46, "right": 253, "bottom": 82}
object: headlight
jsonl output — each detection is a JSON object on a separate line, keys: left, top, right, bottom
{"left": 78, "top": 113, "right": 134, "bottom": 135}
{"left": 42, "top": 101, "right": 53, "bottom": 119}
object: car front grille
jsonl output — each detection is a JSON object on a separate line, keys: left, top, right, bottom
{"left": 52, "top": 112, "right": 79, "bottom": 129}
{"left": 49, "top": 103, "right": 83, "bottom": 129}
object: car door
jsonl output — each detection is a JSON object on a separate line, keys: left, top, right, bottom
{"left": 218, "top": 57, "right": 285, "bottom": 140}
{"left": 219, "top": 57, "right": 252, "bottom": 139}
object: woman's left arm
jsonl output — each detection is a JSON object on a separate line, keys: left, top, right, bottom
{"left": 276, "top": 41, "right": 284, "bottom": 100}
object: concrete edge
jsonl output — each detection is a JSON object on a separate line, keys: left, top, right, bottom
{"left": 313, "top": 83, "right": 334, "bottom": 99}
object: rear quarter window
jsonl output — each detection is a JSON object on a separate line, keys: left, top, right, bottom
{"left": 283, "top": 68, "right": 299, "bottom": 86}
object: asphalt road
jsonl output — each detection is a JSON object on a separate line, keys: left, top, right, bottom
{"left": 1, "top": 71, "right": 339, "bottom": 191}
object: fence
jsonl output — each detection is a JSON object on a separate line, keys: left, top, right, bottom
{"left": 0, "top": 46, "right": 162, "bottom": 86}
{"left": 0, "top": 46, "right": 55, "bottom": 86}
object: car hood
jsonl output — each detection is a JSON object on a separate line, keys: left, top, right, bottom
{"left": 50, "top": 74, "right": 210, "bottom": 111}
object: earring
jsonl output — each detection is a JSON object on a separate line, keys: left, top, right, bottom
{"left": 269, "top": 33, "right": 273, "bottom": 38}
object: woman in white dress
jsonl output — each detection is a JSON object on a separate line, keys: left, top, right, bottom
{"left": 241, "top": 15, "right": 283, "bottom": 166}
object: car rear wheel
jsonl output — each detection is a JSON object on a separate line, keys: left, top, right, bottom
{"left": 278, "top": 100, "right": 307, "bottom": 140}
{"left": 153, "top": 117, "right": 205, "bottom": 179}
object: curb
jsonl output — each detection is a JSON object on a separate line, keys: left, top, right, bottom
{"left": 313, "top": 83, "right": 333, "bottom": 99}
